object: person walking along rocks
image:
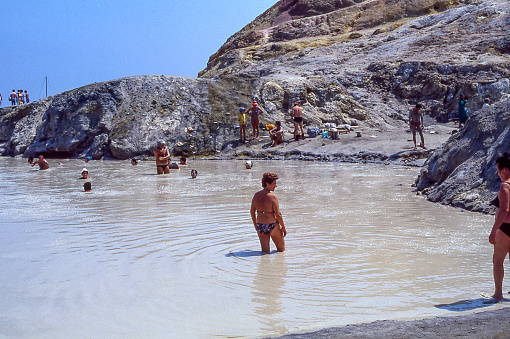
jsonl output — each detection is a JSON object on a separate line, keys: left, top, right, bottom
{"left": 409, "top": 103, "right": 425, "bottom": 149}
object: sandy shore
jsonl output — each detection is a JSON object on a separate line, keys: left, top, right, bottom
{"left": 220, "top": 122, "right": 459, "bottom": 167}
{"left": 272, "top": 306, "right": 510, "bottom": 338}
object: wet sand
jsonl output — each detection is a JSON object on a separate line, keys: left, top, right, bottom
{"left": 222, "top": 122, "right": 459, "bottom": 167}
{"left": 274, "top": 306, "right": 510, "bottom": 338}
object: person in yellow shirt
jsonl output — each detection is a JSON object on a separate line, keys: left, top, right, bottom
{"left": 238, "top": 107, "right": 247, "bottom": 141}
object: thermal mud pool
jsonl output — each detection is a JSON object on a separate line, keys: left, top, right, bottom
{"left": 0, "top": 157, "right": 504, "bottom": 338}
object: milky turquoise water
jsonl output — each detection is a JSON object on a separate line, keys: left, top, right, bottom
{"left": 0, "top": 157, "right": 500, "bottom": 338}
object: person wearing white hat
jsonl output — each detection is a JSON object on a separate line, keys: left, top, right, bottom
{"left": 79, "top": 168, "right": 91, "bottom": 179}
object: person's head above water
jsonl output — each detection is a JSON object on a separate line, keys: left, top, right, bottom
{"left": 83, "top": 181, "right": 92, "bottom": 192}
{"left": 191, "top": 169, "right": 198, "bottom": 179}
{"left": 262, "top": 172, "right": 278, "bottom": 188}
{"left": 245, "top": 161, "right": 253, "bottom": 169}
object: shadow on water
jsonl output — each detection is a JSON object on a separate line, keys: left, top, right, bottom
{"left": 226, "top": 250, "right": 277, "bottom": 258}
{"left": 435, "top": 298, "right": 509, "bottom": 312}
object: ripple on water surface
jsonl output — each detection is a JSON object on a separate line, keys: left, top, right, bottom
{"left": 0, "top": 158, "right": 496, "bottom": 338}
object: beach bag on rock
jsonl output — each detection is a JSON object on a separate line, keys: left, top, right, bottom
{"left": 307, "top": 127, "right": 320, "bottom": 138}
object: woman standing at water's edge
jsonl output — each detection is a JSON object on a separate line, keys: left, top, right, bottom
{"left": 251, "top": 173, "right": 287, "bottom": 253}
{"left": 489, "top": 153, "right": 510, "bottom": 300}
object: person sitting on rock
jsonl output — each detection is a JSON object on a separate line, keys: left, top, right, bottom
{"left": 409, "top": 103, "right": 425, "bottom": 150}
{"left": 270, "top": 121, "right": 285, "bottom": 147}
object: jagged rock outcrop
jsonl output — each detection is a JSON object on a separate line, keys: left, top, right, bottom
{"left": 0, "top": 0, "right": 509, "bottom": 164}
{"left": 200, "top": 0, "right": 510, "bottom": 129}
{"left": 416, "top": 97, "right": 510, "bottom": 213}
{"left": 0, "top": 76, "right": 255, "bottom": 159}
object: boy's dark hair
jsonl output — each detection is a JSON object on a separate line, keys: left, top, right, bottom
{"left": 83, "top": 182, "right": 92, "bottom": 191}
{"left": 496, "top": 153, "right": 510, "bottom": 171}
{"left": 262, "top": 173, "right": 278, "bottom": 188}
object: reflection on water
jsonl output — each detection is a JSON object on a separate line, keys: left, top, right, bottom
{"left": 0, "top": 157, "right": 498, "bottom": 338}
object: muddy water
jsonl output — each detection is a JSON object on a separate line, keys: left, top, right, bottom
{"left": 0, "top": 157, "right": 498, "bottom": 338}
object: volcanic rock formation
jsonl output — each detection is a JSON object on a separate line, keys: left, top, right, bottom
{"left": 0, "top": 0, "right": 508, "bottom": 185}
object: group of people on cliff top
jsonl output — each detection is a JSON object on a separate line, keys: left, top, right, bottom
{"left": 237, "top": 101, "right": 304, "bottom": 146}
{"left": 2, "top": 89, "right": 30, "bottom": 106}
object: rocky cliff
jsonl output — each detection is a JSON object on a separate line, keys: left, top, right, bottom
{"left": 0, "top": 0, "right": 509, "bottom": 168}
{"left": 416, "top": 97, "right": 510, "bottom": 213}
{"left": 200, "top": 0, "right": 510, "bottom": 128}
{"left": 0, "top": 76, "right": 255, "bottom": 159}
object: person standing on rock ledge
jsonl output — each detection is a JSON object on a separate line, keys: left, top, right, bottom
{"left": 409, "top": 103, "right": 425, "bottom": 150}
{"left": 246, "top": 101, "right": 263, "bottom": 140}
{"left": 489, "top": 153, "right": 510, "bottom": 300}
{"left": 153, "top": 141, "right": 171, "bottom": 174}
{"left": 458, "top": 94, "right": 469, "bottom": 128}
{"left": 291, "top": 102, "right": 304, "bottom": 140}
{"left": 237, "top": 107, "right": 247, "bottom": 141}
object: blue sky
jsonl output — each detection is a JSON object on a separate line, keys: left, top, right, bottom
{"left": 0, "top": 0, "right": 277, "bottom": 105}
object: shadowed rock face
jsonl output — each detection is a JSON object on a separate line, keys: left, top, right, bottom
{"left": 416, "top": 97, "right": 510, "bottom": 213}
{"left": 0, "top": 76, "right": 255, "bottom": 159}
